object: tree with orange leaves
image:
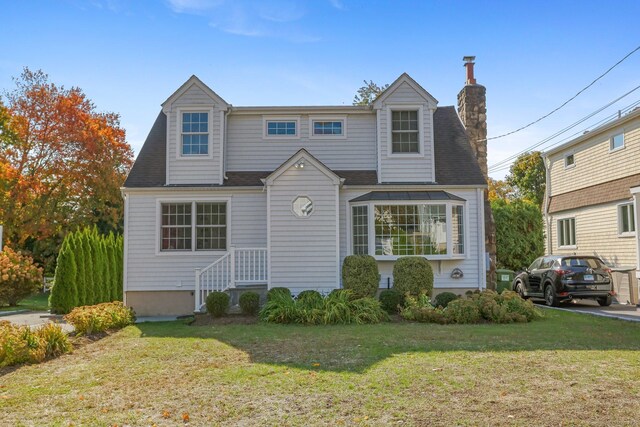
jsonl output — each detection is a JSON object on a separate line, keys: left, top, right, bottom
{"left": 0, "top": 68, "right": 133, "bottom": 271}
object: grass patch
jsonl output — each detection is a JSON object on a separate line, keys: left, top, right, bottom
{"left": 0, "top": 292, "right": 49, "bottom": 312}
{"left": 1, "top": 309, "right": 640, "bottom": 425}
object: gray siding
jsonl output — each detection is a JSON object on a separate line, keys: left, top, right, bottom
{"left": 378, "top": 81, "right": 435, "bottom": 183}
{"left": 125, "top": 190, "right": 266, "bottom": 291}
{"left": 269, "top": 163, "right": 339, "bottom": 293}
{"left": 226, "top": 113, "right": 376, "bottom": 171}
{"left": 165, "top": 84, "right": 223, "bottom": 185}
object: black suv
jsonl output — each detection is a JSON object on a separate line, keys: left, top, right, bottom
{"left": 512, "top": 255, "right": 614, "bottom": 307}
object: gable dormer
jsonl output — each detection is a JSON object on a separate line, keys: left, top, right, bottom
{"left": 373, "top": 73, "right": 438, "bottom": 183}
{"left": 162, "top": 76, "right": 229, "bottom": 185}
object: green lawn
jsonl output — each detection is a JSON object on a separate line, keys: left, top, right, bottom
{"left": 1, "top": 309, "right": 640, "bottom": 426}
{"left": 0, "top": 292, "right": 49, "bottom": 312}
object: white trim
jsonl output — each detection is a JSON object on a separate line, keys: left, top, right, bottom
{"left": 429, "top": 107, "right": 436, "bottom": 182}
{"left": 165, "top": 112, "right": 171, "bottom": 185}
{"left": 556, "top": 216, "right": 577, "bottom": 249}
{"left": 632, "top": 190, "right": 640, "bottom": 273}
{"left": 609, "top": 132, "right": 625, "bottom": 152}
{"left": 564, "top": 153, "right": 575, "bottom": 169}
{"left": 266, "top": 185, "right": 272, "bottom": 287}
{"left": 162, "top": 76, "right": 229, "bottom": 110}
{"left": 262, "top": 116, "right": 301, "bottom": 139}
{"left": 290, "top": 195, "right": 315, "bottom": 218}
{"left": 122, "top": 192, "right": 129, "bottom": 304}
{"left": 264, "top": 149, "right": 342, "bottom": 186}
{"left": 175, "top": 107, "right": 215, "bottom": 160}
{"left": 376, "top": 109, "right": 382, "bottom": 183}
{"left": 155, "top": 197, "right": 232, "bottom": 256}
{"left": 308, "top": 116, "right": 347, "bottom": 139}
{"left": 617, "top": 201, "right": 636, "bottom": 237}
{"left": 477, "top": 188, "right": 486, "bottom": 290}
{"left": 219, "top": 110, "right": 225, "bottom": 184}
{"left": 335, "top": 184, "right": 340, "bottom": 287}
{"left": 386, "top": 105, "right": 425, "bottom": 157}
{"left": 372, "top": 73, "right": 438, "bottom": 108}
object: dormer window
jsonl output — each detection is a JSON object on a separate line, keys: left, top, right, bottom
{"left": 181, "top": 112, "right": 209, "bottom": 155}
{"left": 391, "top": 110, "right": 420, "bottom": 154}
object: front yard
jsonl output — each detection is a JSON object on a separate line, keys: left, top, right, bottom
{"left": 2, "top": 309, "right": 640, "bottom": 426}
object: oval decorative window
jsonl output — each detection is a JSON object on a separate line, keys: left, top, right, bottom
{"left": 292, "top": 196, "right": 313, "bottom": 217}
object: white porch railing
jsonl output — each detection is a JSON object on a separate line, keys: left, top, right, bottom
{"left": 195, "top": 247, "right": 268, "bottom": 311}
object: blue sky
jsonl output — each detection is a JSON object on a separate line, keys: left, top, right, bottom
{"left": 2, "top": 0, "right": 640, "bottom": 179}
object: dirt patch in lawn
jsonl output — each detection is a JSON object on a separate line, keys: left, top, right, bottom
{"left": 191, "top": 313, "right": 258, "bottom": 326}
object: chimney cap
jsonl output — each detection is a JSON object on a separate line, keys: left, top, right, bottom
{"left": 463, "top": 55, "right": 476, "bottom": 63}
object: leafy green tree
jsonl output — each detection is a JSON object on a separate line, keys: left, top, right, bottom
{"left": 50, "top": 244, "right": 78, "bottom": 314}
{"left": 353, "top": 80, "right": 389, "bottom": 106}
{"left": 488, "top": 178, "right": 515, "bottom": 202}
{"left": 492, "top": 199, "right": 545, "bottom": 271}
{"left": 505, "top": 151, "right": 546, "bottom": 207}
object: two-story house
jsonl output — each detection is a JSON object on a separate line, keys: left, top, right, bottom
{"left": 122, "top": 65, "right": 490, "bottom": 316}
{"left": 543, "top": 108, "right": 640, "bottom": 304}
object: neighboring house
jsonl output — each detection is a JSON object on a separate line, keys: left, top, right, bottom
{"left": 543, "top": 108, "right": 640, "bottom": 304}
{"left": 122, "top": 63, "right": 490, "bottom": 316}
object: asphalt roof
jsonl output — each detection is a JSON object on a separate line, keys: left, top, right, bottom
{"left": 123, "top": 106, "right": 486, "bottom": 188}
{"left": 349, "top": 191, "right": 466, "bottom": 203}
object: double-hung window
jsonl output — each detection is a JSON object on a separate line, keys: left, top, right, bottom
{"left": 619, "top": 203, "right": 636, "bottom": 235}
{"left": 391, "top": 110, "right": 420, "bottom": 154}
{"left": 181, "top": 112, "right": 209, "bottom": 155}
{"left": 558, "top": 218, "right": 576, "bottom": 247}
{"left": 161, "top": 202, "right": 227, "bottom": 252}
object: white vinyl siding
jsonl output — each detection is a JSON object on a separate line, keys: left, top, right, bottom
{"left": 558, "top": 218, "right": 576, "bottom": 247}
{"left": 165, "top": 84, "right": 222, "bottom": 185}
{"left": 226, "top": 113, "right": 376, "bottom": 171}
{"left": 268, "top": 161, "right": 338, "bottom": 292}
{"left": 125, "top": 190, "right": 266, "bottom": 291}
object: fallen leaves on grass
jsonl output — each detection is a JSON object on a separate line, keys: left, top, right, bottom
{"left": 162, "top": 410, "right": 171, "bottom": 419}
{"left": 182, "top": 412, "right": 190, "bottom": 423}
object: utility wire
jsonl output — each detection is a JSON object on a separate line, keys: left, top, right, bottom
{"left": 488, "top": 86, "right": 640, "bottom": 172}
{"left": 484, "top": 45, "right": 640, "bottom": 142}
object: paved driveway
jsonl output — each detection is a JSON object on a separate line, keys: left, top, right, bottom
{"left": 0, "top": 311, "right": 74, "bottom": 332}
{"left": 536, "top": 299, "right": 640, "bottom": 322}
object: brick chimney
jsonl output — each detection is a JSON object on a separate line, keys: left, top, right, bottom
{"left": 457, "top": 56, "right": 488, "bottom": 178}
{"left": 456, "top": 56, "right": 496, "bottom": 289}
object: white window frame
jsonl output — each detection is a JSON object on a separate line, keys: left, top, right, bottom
{"left": 263, "top": 116, "right": 300, "bottom": 139}
{"left": 564, "top": 153, "right": 575, "bottom": 169}
{"left": 557, "top": 216, "right": 577, "bottom": 249}
{"left": 347, "top": 200, "right": 467, "bottom": 260}
{"left": 291, "top": 195, "right": 314, "bottom": 219}
{"left": 308, "top": 116, "right": 347, "bottom": 139}
{"left": 386, "top": 105, "right": 424, "bottom": 157}
{"left": 176, "top": 107, "right": 214, "bottom": 160}
{"left": 155, "top": 197, "right": 231, "bottom": 256}
{"left": 610, "top": 132, "right": 625, "bottom": 152}
{"left": 618, "top": 202, "right": 636, "bottom": 237}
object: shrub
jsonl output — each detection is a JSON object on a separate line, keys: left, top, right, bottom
{"left": 445, "top": 298, "right": 482, "bottom": 324}
{"left": 322, "top": 289, "right": 354, "bottom": 324}
{"left": 400, "top": 293, "right": 447, "bottom": 324}
{"left": 239, "top": 292, "right": 260, "bottom": 316}
{"left": 379, "top": 289, "right": 404, "bottom": 314}
{"left": 206, "top": 291, "right": 229, "bottom": 318}
{"left": 393, "top": 257, "right": 434, "bottom": 297}
{"left": 266, "top": 287, "right": 291, "bottom": 301}
{"left": 50, "top": 245, "right": 78, "bottom": 314}
{"left": 64, "top": 301, "right": 135, "bottom": 335}
{"left": 500, "top": 291, "right": 541, "bottom": 322}
{"left": 296, "top": 290, "right": 323, "bottom": 306}
{"left": 260, "top": 291, "right": 298, "bottom": 323}
{"left": 349, "top": 297, "right": 389, "bottom": 324}
{"left": 342, "top": 255, "right": 379, "bottom": 298}
{"left": 433, "top": 292, "right": 459, "bottom": 309}
{"left": 0, "top": 321, "right": 71, "bottom": 367}
{"left": 0, "top": 247, "right": 42, "bottom": 307}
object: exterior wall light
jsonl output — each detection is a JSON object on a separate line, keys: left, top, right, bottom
{"left": 294, "top": 160, "right": 305, "bottom": 169}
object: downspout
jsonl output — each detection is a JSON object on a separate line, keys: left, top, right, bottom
{"left": 223, "top": 107, "right": 231, "bottom": 180}
{"left": 543, "top": 155, "right": 552, "bottom": 254}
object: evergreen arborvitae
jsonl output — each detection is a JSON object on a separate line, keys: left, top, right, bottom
{"left": 50, "top": 244, "right": 78, "bottom": 314}
{"left": 93, "top": 234, "right": 105, "bottom": 303}
{"left": 71, "top": 232, "right": 87, "bottom": 306}
{"left": 102, "top": 239, "right": 112, "bottom": 302}
{"left": 107, "top": 234, "right": 118, "bottom": 301}
{"left": 116, "top": 235, "right": 124, "bottom": 301}
{"left": 81, "top": 230, "right": 96, "bottom": 304}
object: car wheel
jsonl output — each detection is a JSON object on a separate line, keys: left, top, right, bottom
{"left": 515, "top": 281, "right": 527, "bottom": 299}
{"left": 544, "top": 285, "right": 559, "bottom": 307}
{"left": 597, "top": 296, "right": 612, "bottom": 307}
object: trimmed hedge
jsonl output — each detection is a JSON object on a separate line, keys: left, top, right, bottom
{"left": 379, "top": 289, "right": 404, "bottom": 314}
{"left": 342, "top": 255, "right": 379, "bottom": 298}
{"left": 206, "top": 291, "right": 229, "bottom": 318}
{"left": 64, "top": 301, "right": 135, "bottom": 335}
{"left": 393, "top": 257, "right": 434, "bottom": 297}
{"left": 239, "top": 292, "right": 260, "bottom": 316}
{"left": 433, "top": 292, "right": 458, "bottom": 309}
